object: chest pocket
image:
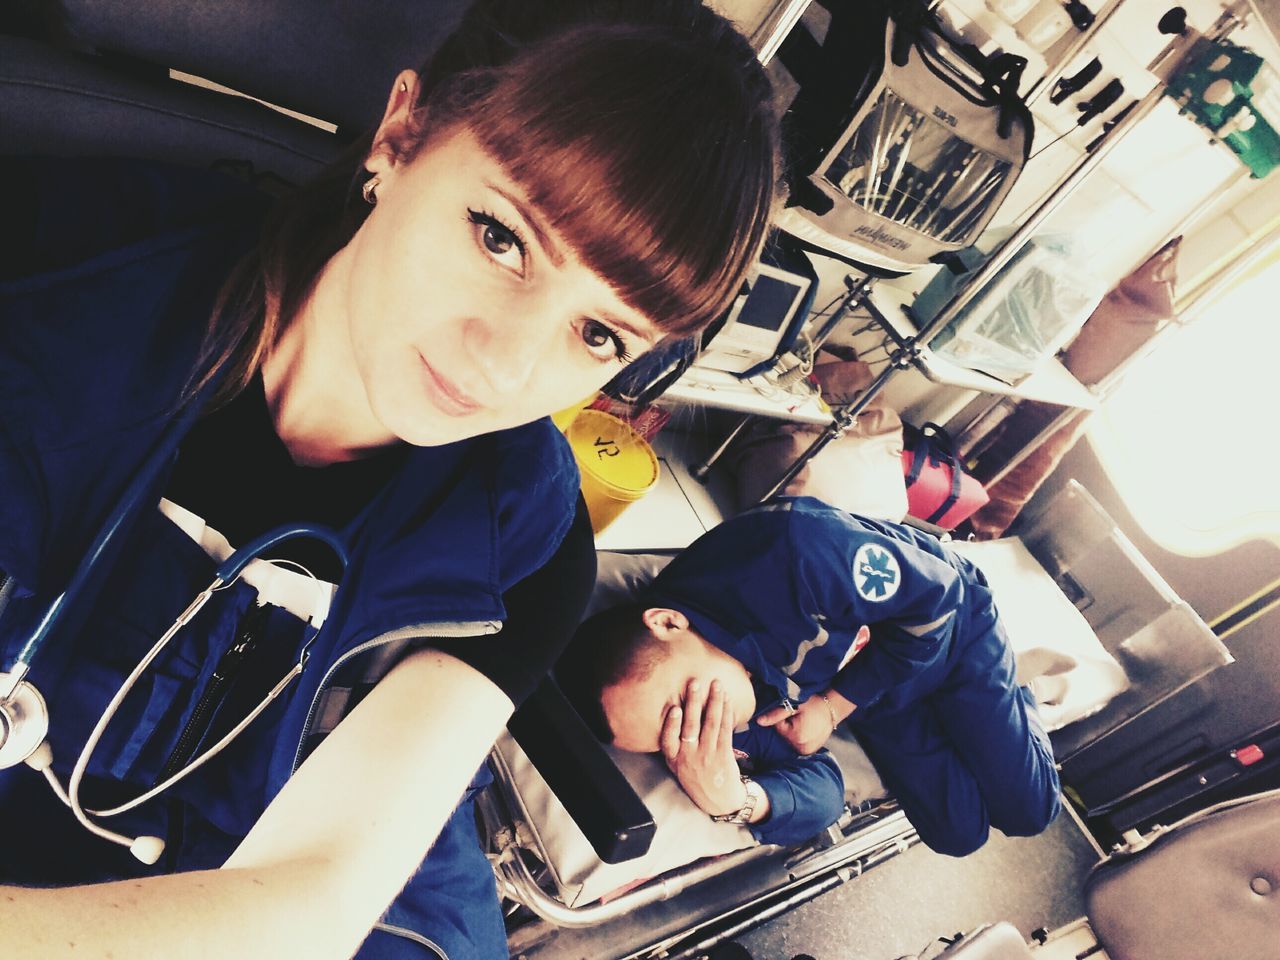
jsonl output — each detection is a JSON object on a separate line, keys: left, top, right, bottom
{"left": 39, "top": 509, "right": 309, "bottom": 790}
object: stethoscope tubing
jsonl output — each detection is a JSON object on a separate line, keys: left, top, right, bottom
{"left": 216, "top": 524, "right": 350, "bottom": 582}
{"left": 65, "top": 526, "right": 345, "bottom": 818}
{"left": 0, "top": 360, "right": 353, "bottom": 859}
{"left": 85, "top": 645, "right": 306, "bottom": 819}
{"left": 5, "top": 375, "right": 224, "bottom": 687}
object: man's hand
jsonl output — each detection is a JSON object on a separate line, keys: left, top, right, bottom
{"left": 757, "top": 689, "right": 855, "bottom": 755}
{"left": 660, "top": 678, "right": 746, "bottom": 817}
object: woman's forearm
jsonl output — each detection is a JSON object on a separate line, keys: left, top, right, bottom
{"left": 0, "top": 858, "right": 351, "bottom": 960}
{"left": 0, "top": 650, "right": 515, "bottom": 959}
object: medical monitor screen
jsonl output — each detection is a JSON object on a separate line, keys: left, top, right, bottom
{"left": 738, "top": 274, "right": 805, "bottom": 331}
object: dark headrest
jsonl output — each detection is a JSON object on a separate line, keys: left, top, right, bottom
{"left": 5, "top": 0, "right": 472, "bottom": 134}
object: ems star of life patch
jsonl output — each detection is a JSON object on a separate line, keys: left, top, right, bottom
{"left": 853, "top": 542, "right": 900, "bottom": 602}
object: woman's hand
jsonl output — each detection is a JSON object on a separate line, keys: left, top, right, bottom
{"left": 659, "top": 678, "right": 746, "bottom": 817}
{"left": 756, "top": 689, "right": 854, "bottom": 755}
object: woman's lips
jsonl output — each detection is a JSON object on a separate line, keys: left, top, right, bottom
{"left": 418, "top": 355, "right": 482, "bottom": 416}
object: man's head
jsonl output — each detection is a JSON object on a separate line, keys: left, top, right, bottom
{"left": 557, "top": 604, "right": 757, "bottom": 753}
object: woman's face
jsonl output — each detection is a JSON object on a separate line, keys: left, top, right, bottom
{"left": 340, "top": 124, "right": 662, "bottom": 448}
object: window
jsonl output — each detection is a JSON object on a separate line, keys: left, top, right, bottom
{"left": 1087, "top": 256, "right": 1280, "bottom": 555}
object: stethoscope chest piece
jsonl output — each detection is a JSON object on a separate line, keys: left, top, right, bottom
{"left": 0, "top": 674, "right": 50, "bottom": 770}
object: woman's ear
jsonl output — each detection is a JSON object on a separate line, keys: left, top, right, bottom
{"left": 365, "top": 69, "right": 422, "bottom": 180}
{"left": 641, "top": 607, "right": 689, "bottom": 639}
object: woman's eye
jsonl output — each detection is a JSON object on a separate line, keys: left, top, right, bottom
{"left": 467, "top": 210, "right": 526, "bottom": 275}
{"left": 582, "top": 319, "right": 632, "bottom": 363}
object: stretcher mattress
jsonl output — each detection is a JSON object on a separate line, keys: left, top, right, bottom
{"left": 492, "top": 724, "right": 888, "bottom": 908}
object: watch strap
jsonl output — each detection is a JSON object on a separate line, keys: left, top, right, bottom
{"left": 710, "top": 776, "right": 759, "bottom": 825}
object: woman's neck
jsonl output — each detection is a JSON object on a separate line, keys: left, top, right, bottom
{"left": 260, "top": 245, "right": 400, "bottom": 467}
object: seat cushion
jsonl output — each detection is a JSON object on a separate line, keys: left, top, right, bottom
{"left": 0, "top": 36, "right": 339, "bottom": 182}
{"left": 3, "top": 0, "right": 469, "bottom": 135}
{"left": 1086, "top": 791, "right": 1280, "bottom": 960}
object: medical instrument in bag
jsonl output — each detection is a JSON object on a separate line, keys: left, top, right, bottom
{"left": 773, "top": 1, "right": 1034, "bottom": 274}
{"left": 0, "top": 523, "right": 347, "bottom": 863}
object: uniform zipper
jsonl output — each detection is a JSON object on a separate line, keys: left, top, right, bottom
{"left": 153, "top": 602, "right": 273, "bottom": 785}
{"left": 372, "top": 922, "right": 448, "bottom": 958}
{"left": 0, "top": 573, "right": 15, "bottom": 628}
{"left": 289, "top": 619, "right": 501, "bottom": 774}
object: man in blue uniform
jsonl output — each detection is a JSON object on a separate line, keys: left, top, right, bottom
{"left": 562, "top": 497, "right": 1060, "bottom": 856}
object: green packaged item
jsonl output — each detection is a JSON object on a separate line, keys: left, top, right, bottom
{"left": 1167, "top": 36, "right": 1280, "bottom": 180}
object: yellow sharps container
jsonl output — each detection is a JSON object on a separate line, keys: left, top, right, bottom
{"left": 565, "top": 410, "right": 659, "bottom": 534}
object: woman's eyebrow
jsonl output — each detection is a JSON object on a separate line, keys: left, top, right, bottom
{"left": 485, "top": 180, "right": 658, "bottom": 345}
{"left": 485, "top": 181, "right": 564, "bottom": 268}
{"left": 601, "top": 308, "right": 661, "bottom": 344}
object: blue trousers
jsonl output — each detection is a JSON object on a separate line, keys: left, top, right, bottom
{"left": 850, "top": 610, "right": 1061, "bottom": 857}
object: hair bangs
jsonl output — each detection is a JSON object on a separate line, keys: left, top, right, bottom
{"left": 457, "top": 25, "right": 778, "bottom": 336}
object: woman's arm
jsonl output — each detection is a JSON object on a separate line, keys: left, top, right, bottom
{"left": 0, "top": 495, "right": 596, "bottom": 957}
{"left": 0, "top": 649, "right": 511, "bottom": 960}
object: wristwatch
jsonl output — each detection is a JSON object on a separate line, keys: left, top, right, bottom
{"left": 710, "top": 776, "right": 762, "bottom": 825}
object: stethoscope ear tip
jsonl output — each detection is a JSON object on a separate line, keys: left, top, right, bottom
{"left": 130, "top": 835, "right": 166, "bottom": 865}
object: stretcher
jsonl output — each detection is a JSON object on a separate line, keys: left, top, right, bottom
{"left": 482, "top": 710, "right": 916, "bottom": 960}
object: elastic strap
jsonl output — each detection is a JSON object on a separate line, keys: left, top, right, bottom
{"left": 921, "top": 423, "right": 964, "bottom": 524}
{"left": 904, "top": 423, "right": 965, "bottom": 524}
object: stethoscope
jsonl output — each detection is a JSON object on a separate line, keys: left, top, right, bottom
{"left": 0, "top": 377, "right": 350, "bottom": 864}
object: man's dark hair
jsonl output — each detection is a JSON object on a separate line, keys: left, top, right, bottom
{"left": 555, "top": 602, "right": 672, "bottom": 744}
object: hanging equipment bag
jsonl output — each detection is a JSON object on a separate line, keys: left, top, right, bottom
{"left": 774, "top": 0, "right": 1035, "bottom": 275}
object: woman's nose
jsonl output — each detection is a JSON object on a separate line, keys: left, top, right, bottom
{"left": 464, "top": 301, "right": 564, "bottom": 395}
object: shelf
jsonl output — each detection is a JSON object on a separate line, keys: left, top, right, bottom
{"left": 865, "top": 285, "right": 1100, "bottom": 411}
{"left": 658, "top": 364, "right": 834, "bottom": 425}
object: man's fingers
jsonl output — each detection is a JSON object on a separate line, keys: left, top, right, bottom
{"left": 719, "top": 686, "right": 735, "bottom": 743}
{"left": 660, "top": 705, "right": 683, "bottom": 762}
{"left": 681, "top": 679, "right": 706, "bottom": 744}
{"left": 703, "top": 680, "right": 724, "bottom": 750}
{"left": 755, "top": 705, "right": 790, "bottom": 727}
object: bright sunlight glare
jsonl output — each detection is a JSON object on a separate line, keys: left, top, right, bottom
{"left": 1088, "top": 258, "right": 1280, "bottom": 556}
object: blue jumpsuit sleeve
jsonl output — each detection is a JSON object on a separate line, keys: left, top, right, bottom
{"left": 739, "top": 725, "right": 845, "bottom": 847}
{"left": 786, "top": 509, "right": 964, "bottom": 713}
{"left": 750, "top": 751, "right": 845, "bottom": 847}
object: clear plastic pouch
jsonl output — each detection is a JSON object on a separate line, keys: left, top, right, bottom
{"left": 924, "top": 233, "right": 1108, "bottom": 383}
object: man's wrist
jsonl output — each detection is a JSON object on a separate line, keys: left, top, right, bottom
{"left": 710, "top": 777, "right": 759, "bottom": 825}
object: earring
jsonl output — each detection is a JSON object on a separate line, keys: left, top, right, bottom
{"left": 362, "top": 176, "right": 380, "bottom": 206}
{"left": 399, "top": 80, "right": 408, "bottom": 93}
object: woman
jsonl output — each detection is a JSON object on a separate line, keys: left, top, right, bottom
{"left": 0, "top": 1, "right": 779, "bottom": 956}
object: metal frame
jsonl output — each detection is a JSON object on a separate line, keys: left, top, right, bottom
{"left": 751, "top": 0, "right": 814, "bottom": 66}
{"left": 480, "top": 741, "right": 918, "bottom": 959}
{"left": 691, "top": 4, "right": 1240, "bottom": 502}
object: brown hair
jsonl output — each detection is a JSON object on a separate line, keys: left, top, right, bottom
{"left": 556, "top": 602, "right": 672, "bottom": 744}
{"left": 192, "top": 0, "right": 780, "bottom": 407}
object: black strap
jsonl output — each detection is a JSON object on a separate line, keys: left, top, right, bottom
{"left": 905, "top": 423, "right": 965, "bottom": 524}
{"left": 903, "top": 425, "right": 931, "bottom": 488}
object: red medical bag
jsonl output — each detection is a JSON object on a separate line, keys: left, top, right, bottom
{"left": 901, "top": 423, "right": 989, "bottom": 529}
